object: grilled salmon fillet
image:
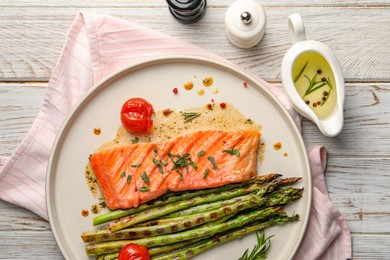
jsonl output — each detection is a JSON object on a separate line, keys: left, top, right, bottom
{"left": 90, "top": 130, "right": 261, "bottom": 209}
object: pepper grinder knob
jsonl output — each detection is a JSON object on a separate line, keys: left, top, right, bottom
{"left": 225, "top": 0, "right": 267, "bottom": 48}
{"left": 166, "top": 0, "right": 207, "bottom": 24}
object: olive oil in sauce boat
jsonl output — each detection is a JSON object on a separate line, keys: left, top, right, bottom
{"left": 281, "top": 13, "right": 345, "bottom": 137}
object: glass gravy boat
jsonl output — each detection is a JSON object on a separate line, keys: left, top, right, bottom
{"left": 281, "top": 13, "right": 345, "bottom": 137}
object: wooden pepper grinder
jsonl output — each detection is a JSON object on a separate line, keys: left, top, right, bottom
{"left": 166, "top": 0, "right": 207, "bottom": 24}
{"left": 225, "top": 0, "right": 267, "bottom": 48}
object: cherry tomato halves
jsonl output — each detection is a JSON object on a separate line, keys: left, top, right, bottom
{"left": 118, "top": 243, "right": 150, "bottom": 260}
{"left": 120, "top": 98, "right": 155, "bottom": 133}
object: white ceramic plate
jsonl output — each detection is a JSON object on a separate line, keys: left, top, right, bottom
{"left": 47, "top": 56, "right": 311, "bottom": 260}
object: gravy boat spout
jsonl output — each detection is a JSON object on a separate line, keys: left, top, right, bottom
{"left": 281, "top": 13, "right": 345, "bottom": 137}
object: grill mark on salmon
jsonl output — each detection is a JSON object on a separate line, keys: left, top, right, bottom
{"left": 90, "top": 130, "right": 261, "bottom": 209}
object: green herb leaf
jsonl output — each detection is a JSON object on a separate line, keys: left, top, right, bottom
{"left": 326, "top": 77, "right": 334, "bottom": 90}
{"left": 188, "top": 159, "right": 198, "bottom": 170}
{"left": 203, "top": 169, "right": 209, "bottom": 179}
{"left": 131, "top": 163, "right": 141, "bottom": 168}
{"left": 161, "top": 159, "right": 168, "bottom": 166}
{"left": 120, "top": 172, "right": 126, "bottom": 178}
{"left": 141, "top": 172, "right": 150, "bottom": 184}
{"left": 294, "top": 61, "right": 308, "bottom": 83}
{"left": 197, "top": 150, "right": 205, "bottom": 157}
{"left": 180, "top": 112, "right": 201, "bottom": 123}
{"left": 207, "top": 156, "right": 218, "bottom": 169}
{"left": 238, "top": 231, "right": 273, "bottom": 260}
{"left": 304, "top": 82, "right": 327, "bottom": 97}
{"left": 152, "top": 158, "right": 164, "bottom": 174}
{"left": 131, "top": 137, "right": 139, "bottom": 144}
{"left": 153, "top": 146, "right": 158, "bottom": 157}
{"left": 126, "top": 175, "right": 132, "bottom": 184}
{"left": 223, "top": 148, "right": 240, "bottom": 157}
{"left": 139, "top": 186, "right": 150, "bottom": 192}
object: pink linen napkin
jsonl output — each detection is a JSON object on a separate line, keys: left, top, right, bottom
{"left": 0, "top": 12, "right": 351, "bottom": 259}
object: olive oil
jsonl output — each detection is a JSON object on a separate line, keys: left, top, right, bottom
{"left": 292, "top": 51, "right": 337, "bottom": 120}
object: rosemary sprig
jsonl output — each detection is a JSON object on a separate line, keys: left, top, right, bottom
{"left": 238, "top": 231, "right": 273, "bottom": 260}
{"left": 294, "top": 61, "right": 308, "bottom": 83}
{"left": 181, "top": 112, "right": 201, "bottom": 123}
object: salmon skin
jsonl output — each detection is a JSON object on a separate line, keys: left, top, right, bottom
{"left": 90, "top": 130, "right": 261, "bottom": 209}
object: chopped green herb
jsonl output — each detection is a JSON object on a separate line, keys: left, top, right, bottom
{"left": 126, "top": 175, "right": 132, "bottom": 184}
{"left": 120, "top": 172, "right": 126, "bottom": 178}
{"left": 131, "top": 163, "right": 141, "bottom": 168}
{"left": 131, "top": 137, "right": 139, "bottom": 144}
{"left": 153, "top": 146, "right": 158, "bottom": 157}
{"left": 139, "top": 186, "right": 150, "bottom": 192}
{"left": 223, "top": 148, "right": 240, "bottom": 157}
{"left": 178, "top": 172, "right": 184, "bottom": 180}
{"left": 152, "top": 158, "right": 164, "bottom": 173}
{"left": 161, "top": 159, "right": 168, "bottom": 166}
{"left": 245, "top": 118, "right": 253, "bottom": 124}
{"left": 141, "top": 172, "right": 150, "bottom": 184}
{"left": 203, "top": 169, "right": 209, "bottom": 179}
{"left": 189, "top": 159, "right": 198, "bottom": 170}
{"left": 180, "top": 112, "right": 201, "bottom": 123}
{"left": 207, "top": 156, "right": 218, "bottom": 169}
{"left": 197, "top": 150, "right": 205, "bottom": 157}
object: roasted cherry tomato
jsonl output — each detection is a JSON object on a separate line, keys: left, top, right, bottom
{"left": 120, "top": 98, "right": 155, "bottom": 133}
{"left": 118, "top": 243, "right": 150, "bottom": 260}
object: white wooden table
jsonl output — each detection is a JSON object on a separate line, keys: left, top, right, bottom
{"left": 1, "top": 1, "right": 389, "bottom": 259}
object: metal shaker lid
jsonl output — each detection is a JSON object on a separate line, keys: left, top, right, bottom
{"left": 225, "top": 0, "right": 267, "bottom": 48}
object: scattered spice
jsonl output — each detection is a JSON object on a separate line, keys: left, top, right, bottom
{"left": 202, "top": 76, "right": 214, "bottom": 87}
{"left": 197, "top": 89, "right": 205, "bottom": 96}
{"left": 243, "top": 81, "right": 248, "bottom": 88}
{"left": 245, "top": 118, "right": 253, "bottom": 124}
{"left": 81, "top": 209, "right": 89, "bottom": 217}
{"left": 317, "top": 69, "right": 322, "bottom": 74}
{"left": 93, "top": 127, "right": 101, "bottom": 135}
{"left": 184, "top": 81, "right": 194, "bottom": 90}
{"left": 91, "top": 204, "right": 100, "bottom": 214}
{"left": 163, "top": 109, "right": 172, "bottom": 116}
{"left": 220, "top": 102, "right": 226, "bottom": 109}
{"left": 173, "top": 87, "right": 178, "bottom": 94}
{"left": 273, "top": 142, "right": 282, "bottom": 150}
{"left": 207, "top": 103, "right": 214, "bottom": 110}
{"left": 283, "top": 152, "right": 289, "bottom": 157}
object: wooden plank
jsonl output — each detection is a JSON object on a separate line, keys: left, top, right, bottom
{"left": 0, "top": 0, "right": 390, "bottom": 7}
{"left": 1, "top": 82, "right": 389, "bottom": 157}
{"left": 0, "top": 7, "right": 389, "bottom": 81}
